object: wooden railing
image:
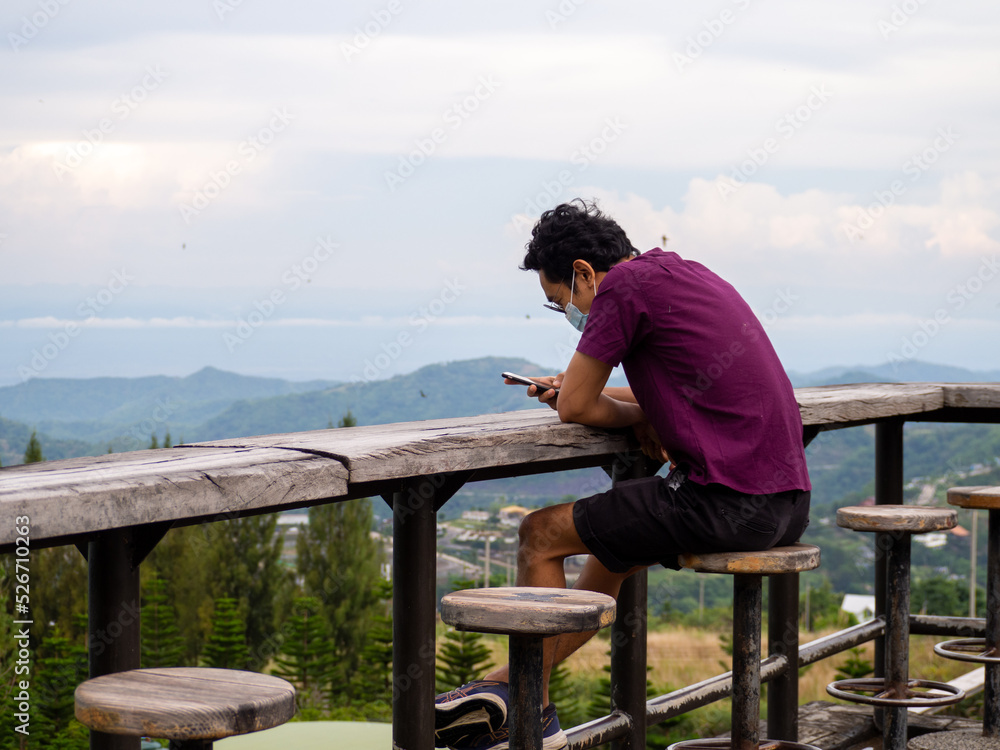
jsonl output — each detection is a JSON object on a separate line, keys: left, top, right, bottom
{"left": 2, "top": 382, "right": 1000, "bottom": 750}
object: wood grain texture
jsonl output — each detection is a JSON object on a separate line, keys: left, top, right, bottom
{"left": 0, "top": 446, "right": 347, "bottom": 546}
{"left": 678, "top": 543, "right": 821, "bottom": 575}
{"left": 440, "top": 587, "right": 617, "bottom": 636}
{"left": 74, "top": 668, "right": 296, "bottom": 739}
{"left": 836, "top": 505, "right": 957, "bottom": 533}
{"left": 795, "top": 383, "right": 946, "bottom": 426}
{"left": 189, "top": 409, "right": 635, "bottom": 484}
{"left": 947, "top": 485, "right": 1000, "bottom": 510}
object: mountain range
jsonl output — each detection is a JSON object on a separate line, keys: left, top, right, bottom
{"left": 1, "top": 356, "right": 998, "bottom": 468}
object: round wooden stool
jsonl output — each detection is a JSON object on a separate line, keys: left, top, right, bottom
{"left": 935, "top": 486, "right": 1000, "bottom": 740}
{"left": 440, "top": 586, "right": 616, "bottom": 750}
{"left": 828, "top": 506, "right": 964, "bottom": 750}
{"left": 75, "top": 667, "right": 296, "bottom": 749}
{"left": 669, "top": 543, "right": 823, "bottom": 750}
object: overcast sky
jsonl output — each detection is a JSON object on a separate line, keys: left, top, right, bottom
{"left": 1, "top": 0, "right": 999, "bottom": 385}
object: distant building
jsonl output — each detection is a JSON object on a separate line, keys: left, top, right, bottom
{"left": 842, "top": 594, "right": 876, "bottom": 620}
{"left": 500, "top": 505, "right": 531, "bottom": 527}
{"left": 462, "top": 510, "right": 490, "bottom": 522}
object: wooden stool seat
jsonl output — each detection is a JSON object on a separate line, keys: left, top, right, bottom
{"left": 75, "top": 668, "right": 296, "bottom": 746}
{"left": 948, "top": 486, "right": 1000, "bottom": 510}
{"left": 440, "top": 587, "right": 616, "bottom": 750}
{"left": 679, "top": 543, "right": 821, "bottom": 576}
{"left": 836, "top": 505, "right": 956, "bottom": 534}
{"left": 440, "top": 586, "right": 617, "bottom": 636}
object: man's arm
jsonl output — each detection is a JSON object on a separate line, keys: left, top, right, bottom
{"left": 603, "top": 386, "right": 637, "bottom": 404}
{"left": 556, "top": 351, "right": 644, "bottom": 428}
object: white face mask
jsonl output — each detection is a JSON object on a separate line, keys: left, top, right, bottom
{"left": 565, "top": 273, "right": 588, "bottom": 332}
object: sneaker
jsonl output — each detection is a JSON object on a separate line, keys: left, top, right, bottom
{"left": 447, "top": 703, "right": 566, "bottom": 750}
{"left": 434, "top": 680, "right": 509, "bottom": 748}
{"left": 541, "top": 703, "right": 568, "bottom": 750}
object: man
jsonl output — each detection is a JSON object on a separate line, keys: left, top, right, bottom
{"left": 434, "top": 200, "right": 811, "bottom": 750}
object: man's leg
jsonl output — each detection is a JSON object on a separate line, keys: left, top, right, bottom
{"left": 482, "top": 502, "right": 644, "bottom": 705}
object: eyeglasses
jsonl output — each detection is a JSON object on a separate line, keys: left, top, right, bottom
{"left": 543, "top": 302, "right": 565, "bottom": 314}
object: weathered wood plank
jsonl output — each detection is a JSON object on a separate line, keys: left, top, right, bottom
{"left": 948, "top": 485, "right": 1000, "bottom": 509}
{"left": 75, "top": 667, "right": 295, "bottom": 739}
{"left": 836, "top": 505, "right": 957, "bottom": 534}
{"left": 796, "top": 383, "right": 946, "bottom": 426}
{"left": 941, "top": 383, "right": 1000, "bottom": 410}
{"left": 440, "top": 587, "right": 617, "bottom": 636}
{"left": 678, "top": 543, "right": 820, "bottom": 576}
{"left": 0, "top": 446, "right": 347, "bottom": 546}
{"left": 191, "top": 409, "right": 635, "bottom": 484}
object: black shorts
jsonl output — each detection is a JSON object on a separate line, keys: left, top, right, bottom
{"left": 572, "top": 468, "right": 811, "bottom": 573}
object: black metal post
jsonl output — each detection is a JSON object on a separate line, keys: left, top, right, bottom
{"left": 607, "top": 453, "right": 652, "bottom": 750}
{"left": 88, "top": 530, "right": 141, "bottom": 750}
{"left": 874, "top": 419, "right": 904, "bottom": 683}
{"left": 731, "top": 574, "right": 763, "bottom": 750}
{"left": 509, "top": 635, "right": 545, "bottom": 750}
{"left": 392, "top": 482, "right": 438, "bottom": 750}
{"left": 883, "top": 532, "right": 911, "bottom": 750}
{"left": 985, "top": 508, "right": 999, "bottom": 738}
{"left": 767, "top": 572, "right": 800, "bottom": 741}
{"left": 611, "top": 569, "right": 647, "bottom": 750}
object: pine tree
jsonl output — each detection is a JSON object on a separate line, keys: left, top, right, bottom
{"left": 204, "top": 514, "right": 292, "bottom": 670}
{"left": 149, "top": 433, "right": 159, "bottom": 449}
{"left": 163, "top": 430, "right": 173, "bottom": 448}
{"left": 141, "top": 578, "right": 185, "bottom": 667}
{"left": 34, "top": 628, "right": 88, "bottom": 739}
{"left": 201, "top": 597, "right": 249, "bottom": 669}
{"left": 356, "top": 578, "right": 394, "bottom": 702}
{"left": 338, "top": 411, "right": 357, "bottom": 428}
{"left": 271, "top": 597, "right": 335, "bottom": 711}
{"left": 436, "top": 578, "right": 494, "bottom": 693}
{"left": 23, "top": 430, "right": 43, "bottom": 463}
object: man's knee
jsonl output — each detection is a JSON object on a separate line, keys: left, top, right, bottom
{"left": 517, "top": 504, "right": 577, "bottom": 561}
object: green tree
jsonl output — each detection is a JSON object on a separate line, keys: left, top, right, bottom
{"left": 141, "top": 578, "right": 185, "bottom": 667}
{"left": 205, "top": 514, "right": 292, "bottom": 670}
{"left": 163, "top": 430, "right": 173, "bottom": 448}
{"left": 357, "top": 578, "right": 394, "bottom": 703}
{"left": 34, "top": 627, "right": 88, "bottom": 742}
{"left": 201, "top": 597, "right": 249, "bottom": 669}
{"left": 272, "top": 597, "right": 335, "bottom": 711}
{"left": 23, "top": 431, "right": 43, "bottom": 464}
{"left": 835, "top": 647, "right": 874, "bottom": 680}
{"left": 338, "top": 411, "right": 357, "bottom": 428}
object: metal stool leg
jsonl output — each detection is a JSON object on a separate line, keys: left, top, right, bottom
{"left": 883, "top": 532, "right": 911, "bottom": 750}
{"left": 732, "top": 574, "right": 762, "bottom": 750}
{"left": 509, "top": 634, "right": 544, "bottom": 750}
{"left": 986, "top": 508, "right": 999, "bottom": 738}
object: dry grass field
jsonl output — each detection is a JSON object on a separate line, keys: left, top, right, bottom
{"left": 473, "top": 624, "right": 975, "bottom": 706}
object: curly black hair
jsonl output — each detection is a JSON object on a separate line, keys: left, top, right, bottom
{"left": 521, "top": 199, "right": 639, "bottom": 284}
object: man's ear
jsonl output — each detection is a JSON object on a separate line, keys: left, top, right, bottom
{"left": 572, "top": 259, "right": 595, "bottom": 284}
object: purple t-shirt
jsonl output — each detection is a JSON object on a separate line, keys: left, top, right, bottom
{"left": 577, "top": 248, "right": 810, "bottom": 495}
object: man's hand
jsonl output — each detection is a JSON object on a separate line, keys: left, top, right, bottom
{"left": 632, "top": 420, "right": 672, "bottom": 464}
{"left": 505, "top": 372, "right": 563, "bottom": 410}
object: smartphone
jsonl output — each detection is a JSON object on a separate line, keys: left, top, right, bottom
{"left": 501, "top": 371, "right": 559, "bottom": 396}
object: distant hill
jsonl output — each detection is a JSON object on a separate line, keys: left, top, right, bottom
{"left": 789, "top": 361, "right": 1000, "bottom": 387}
